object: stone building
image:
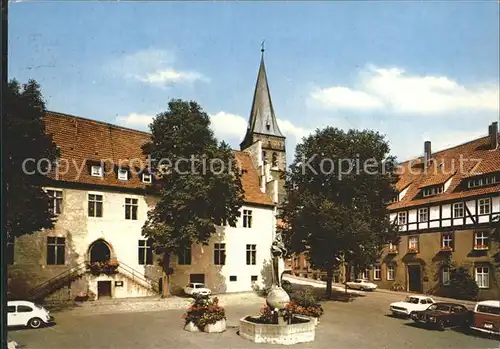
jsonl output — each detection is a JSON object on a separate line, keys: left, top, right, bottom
{"left": 367, "top": 122, "right": 500, "bottom": 300}
{"left": 7, "top": 52, "right": 285, "bottom": 301}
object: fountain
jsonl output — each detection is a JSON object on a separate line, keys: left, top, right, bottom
{"left": 238, "top": 233, "right": 316, "bottom": 345}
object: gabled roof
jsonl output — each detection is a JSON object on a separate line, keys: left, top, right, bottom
{"left": 43, "top": 111, "right": 274, "bottom": 207}
{"left": 240, "top": 53, "right": 284, "bottom": 148}
{"left": 389, "top": 134, "right": 500, "bottom": 210}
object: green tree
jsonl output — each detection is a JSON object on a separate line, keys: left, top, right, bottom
{"left": 141, "top": 99, "right": 244, "bottom": 297}
{"left": 278, "top": 127, "right": 399, "bottom": 298}
{"left": 4, "top": 79, "right": 59, "bottom": 239}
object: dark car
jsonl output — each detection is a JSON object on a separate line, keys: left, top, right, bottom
{"left": 410, "top": 302, "right": 471, "bottom": 330}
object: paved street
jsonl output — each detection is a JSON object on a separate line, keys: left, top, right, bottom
{"left": 8, "top": 285, "right": 499, "bottom": 349}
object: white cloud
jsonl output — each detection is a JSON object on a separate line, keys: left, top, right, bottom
{"left": 310, "top": 86, "right": 384, "bottom": 110}
{"left": 310, "top": 65, "right": 499, "bottom": 115}
{"left": 277, "top": 119, "right": 312, "bottom": 142}
{"left": 116, "top": 113, "right": 154, "bottom": 127}
{"left": 109, "top": 49, "right": 207, "bottom": 87}
{"left": 209, "top": 111, "right": 248, "bottom": 140}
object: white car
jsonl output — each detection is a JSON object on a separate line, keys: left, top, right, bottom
{"left": 389, "top": 295, "right": 435, "bottom": 317}
{"left": 184, "top": 283, "right": 212, "bottom": 297}
{"left": 345, "top": 279, "right": 378, "bottom": 291}
{"left": 7, "top": 300, "right": 53, "bottom": 329}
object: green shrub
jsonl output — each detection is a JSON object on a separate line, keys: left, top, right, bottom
{"left": 447, "top": 267, "right": 479, "bottom": 301}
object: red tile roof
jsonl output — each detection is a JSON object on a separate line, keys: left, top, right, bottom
{"left": 389, "top": 134, "right": 500, "bottom": 210}
{"left": 43, "top": 111, "right": 274, "bottom": 207}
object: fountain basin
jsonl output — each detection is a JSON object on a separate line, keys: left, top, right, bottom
{"left": 239, "top": 316, "right": 315, "bottom": 345}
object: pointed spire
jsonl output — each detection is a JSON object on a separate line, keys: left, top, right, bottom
{"left": 240, "top": 45, "right": 284, "bottom": 149}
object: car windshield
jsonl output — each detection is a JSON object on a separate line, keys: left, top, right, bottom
{"left": 428, "top": 304, "right": 451, "bottom": 312}
{"left": 195, "top": 284, "right": 206, "bottom": 288}
{"left": 404, "top": 297, "right": 420, "bottom": 304}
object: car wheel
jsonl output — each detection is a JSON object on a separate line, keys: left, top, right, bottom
{"left": 28, "top": 318, "right": 43, "bottom": 329}
{"left": 359, "top": 287, "right": 365, "bottom": 291}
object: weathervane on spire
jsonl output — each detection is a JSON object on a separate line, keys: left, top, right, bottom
{"left": 261, "top": 40, "right": 265, "bottom": 53}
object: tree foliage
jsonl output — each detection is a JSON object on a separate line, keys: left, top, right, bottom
{"left": 447, "top": 266, "right": 479, "bottom": 301}
{"left": 141, "top": 99, "right": 244, "bottom": 294}
{"left": 278, "top": 127, "right": 399, "bottom": 296}
{"left": 4, "top": 79, "right": 59, "bottom": 238}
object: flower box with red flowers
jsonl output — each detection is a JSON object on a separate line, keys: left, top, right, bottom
{"left": 439, "top": 246, "right": 453, "bottom": 252}
{"left": 407, "top": 248, "right": 418, "bottom": 253}
{"left": 473, "top": 244, "right": 489, "bottom": 251}
{"left": 86, "top": 261, "right": 119, "bottom": 276}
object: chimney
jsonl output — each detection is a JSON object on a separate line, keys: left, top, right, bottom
{"left": 490, "top": 122, "right": 498, "bottom": 149}
{"left": 424, "top": 141, "right": 432, "bottom": 168}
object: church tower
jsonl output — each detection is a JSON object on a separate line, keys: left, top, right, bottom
{"left": 240, "top": 47, "right": 286, "bottom": 206}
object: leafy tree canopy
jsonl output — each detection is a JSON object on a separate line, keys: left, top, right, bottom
{"left": 141, "top": 99, "right": 244, "bottom": 258}
{"left": 4, "top": 79, "right": 59, "bottom": 238}
{"left": 278, "top": 127, "right": 399, "bottom": 292}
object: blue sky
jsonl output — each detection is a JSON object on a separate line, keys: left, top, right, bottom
{"left": 9, "top": 1, "right": 499, "bottom": 164}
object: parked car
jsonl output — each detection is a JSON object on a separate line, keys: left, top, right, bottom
{"left": 345, "top": 279, "right": 377, "bottom": 291}
{"left": 410, "top": 302, "right": 471, "bottom": 330}
{"left": 7, "top": 300, "right": 54, "bottom": 329}
{"left": 469, "top": 300, "right": 500, "bottom": 335}
{"left": 389, "top": 295, "right": 435, "bottom": 317}
{"left": 183, "top": 283, "right": 212, "bottom": 297}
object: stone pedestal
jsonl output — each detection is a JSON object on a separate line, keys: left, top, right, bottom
{"left": 204, "top": 319, "right": 226, "bottom": 333}
{"left": 184, "top": 322, "right": 199, "bottom": 332}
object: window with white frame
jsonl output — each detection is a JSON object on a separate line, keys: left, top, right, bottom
{"left": 243, "top": 210, "right": 253, "bottom": 228}
{"left": 138, "top": 239, "right": 153, "bottom": 265}
{"left": 125, "top": 198, "right": 138, "bottom": 220}
{"left": 142, "top": 173, "right": 152, "bottom": 184}
{"left": 478, "top": 198, "right": 491, "bottom": 215}
{"left": 46, "top": 190, "right": 63, "bottom": 215}
{"left": 118, "top": 168, "right": 128, "bottom": 180}
{"left": 468, "top": 175, "right": 498, "bottom": 188}
{"left": 387, "top": 264, "right": 395, "bottom": 280}
{"left": 246, "top": 244, "right": 256, "bottom": 265}
{"left": 442, "top": 267, "right": 450, "bottom": 285}
{"left": 214, "top": 243, "right": 226, "bottom": 265}
{"left": 373, "top": 266, "right": 381, "bottom": 280}
{"left": 418, "top": 208, "right": 429, "bottom": 222}
{"left": 408, "top": 236, "right": 418, "bottom": 251}
{"left": 388, "top": 242, "right": 398, "bottom": 252}
{"left": 360, "top": 269, "right": 370, "bottom": 280}
{"left": 453, "top": 202, "right": 464, "bottom": 218}
{"left": 422, "top": 185, "right": 444, "bottom": 197}
{"left": 90, "top": 165, "right": 103, "bottom": 177}
{"left": 475, "top": 266, "right": 489, "bottom": 288}
{"left": 47, "top": 237, "right": 65, "bottom": 265}
{"left": 441, "top": 232, "right": 453, "bottom": 249}
{"left": 88, "top": 194, "right": 103, "bottom": 217}
{"left": 474, "top": 231, "right": 489, "bottom": 249}
{"left": 398, "top": 211, "right": 407, "bottom": 225}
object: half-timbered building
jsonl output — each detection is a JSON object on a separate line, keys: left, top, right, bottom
{"left": 369, "top": 121, "right": 500, "bottom": 300}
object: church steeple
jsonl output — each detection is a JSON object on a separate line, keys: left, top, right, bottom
{"left": 240, "top": 47, "right": 284, "bottom": 150}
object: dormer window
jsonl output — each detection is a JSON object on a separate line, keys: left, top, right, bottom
{"left": 468, "top": 174, "right": 499, "bottom": 189}
{"left": 422, "top": 185, "right": 444, "bottom": 197}
{"left": 142, "top": 173, "right": 152, "bottom": 184}
{"left": 91, "top": 165, "right": 103, "bottom": 177}
{"left": 117, "top": 169, "right": 129, "bottom": 181}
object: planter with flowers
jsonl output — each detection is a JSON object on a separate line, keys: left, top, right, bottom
{"left": 86, "top": 261, "right": 119, "bottom": 276}
{"left": 473, "top": 245, "right": 488, "bottom": 251}
{"left": 183, "top": 295, "right": 226, "bottom": 333}
{"left": 439, "top": 246, "right": 453, "bottom": 252}
{"left": 290, "top": 289, "right": 324, "bottom": 326}
{"left": 407, "top": 248, "right": 418, "bottom": 254}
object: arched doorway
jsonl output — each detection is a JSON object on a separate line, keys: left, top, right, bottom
{"left": 89, "top": 239, "right": 112, "bottom": 263}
